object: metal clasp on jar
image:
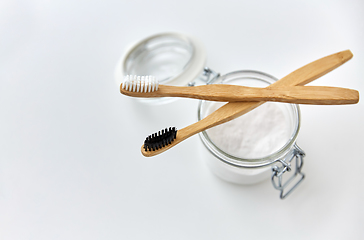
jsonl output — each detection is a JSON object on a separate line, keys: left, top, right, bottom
{"left": 188, "top": 67, "right": 220, "bottom": 86}
{"left": 271, "top": 144, "right": 305, "bottom": 199}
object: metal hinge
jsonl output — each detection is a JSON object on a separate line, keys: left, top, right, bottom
{"left": 271, "top": 144, "right": 305, "bottom": 199}
{"left": 188, "top": 67, "right": 220, "bottom": 86}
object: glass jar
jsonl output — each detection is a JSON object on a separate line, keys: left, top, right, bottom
{"left": 198, "top": 71, "right": 305, "bottom": 199}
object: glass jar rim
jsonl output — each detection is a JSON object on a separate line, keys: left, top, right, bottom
{"left": 197, "top": 70, "right": 301, "bottom": 168}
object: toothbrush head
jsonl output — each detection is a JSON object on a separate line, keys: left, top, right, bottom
{"left": 121, "top": 75, "right": 159, "bottom": 93}
{"left": 143, "top": 127, "right": 177, "bottom": 151}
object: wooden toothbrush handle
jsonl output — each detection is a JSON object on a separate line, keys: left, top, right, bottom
{"left": 260, "top": 86, "right": 359, "bottom": 104}
{"left": 156, "top": 85, "right": 359, "bottom": 104}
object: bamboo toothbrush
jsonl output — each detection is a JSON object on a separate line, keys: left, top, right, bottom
{"left": 138, "top": 50, "right": 354, "bottom": 157}
{"left": 120, "top": 75, "right": 359, "bottom": 105}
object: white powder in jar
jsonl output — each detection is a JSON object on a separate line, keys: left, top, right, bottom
{"left": 206, "top": 102, "right": 291, "bottom": 159}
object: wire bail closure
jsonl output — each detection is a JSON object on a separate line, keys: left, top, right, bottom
{"left": 188, "top": 67, "right": 220, "bottom": 87}
{"left": 271, "top": 144, "right": 305, "bottom": 199}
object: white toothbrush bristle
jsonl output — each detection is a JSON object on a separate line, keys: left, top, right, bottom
{"left": 148, "top": 77, "right": 152, "bottom": 92}
{"left": 136, "top": 76, "right": 140, "bottom": 92}
{"left": 151, "top": 77, "right": 155, "bottom": 92}
{"left": 122, "top": 75, "right": 159, "bottom": 93}
{"left": 143, "top": 76, "right": 147, "bottom": 93}
{"left": 121, "top": 75, "right": 127, "bottom": 90}
{"left": 140, "top": 76, "right": 145, "bottom": 93}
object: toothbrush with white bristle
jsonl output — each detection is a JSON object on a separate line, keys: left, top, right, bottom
{"left": 120, "top": 74, "right": 358, "bottom": 105}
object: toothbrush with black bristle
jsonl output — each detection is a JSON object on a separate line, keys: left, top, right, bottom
{"left": 130, "top": 50, "right": 354, "bottom": 157}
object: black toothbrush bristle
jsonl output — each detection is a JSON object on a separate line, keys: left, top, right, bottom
{"left": 144, "top": 127, "right": 177, "bottom": 151}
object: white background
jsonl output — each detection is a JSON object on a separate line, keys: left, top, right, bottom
{"left": 1, "top": 0, "right": 363, "bottom": 239}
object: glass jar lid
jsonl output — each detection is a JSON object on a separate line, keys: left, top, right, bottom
{"left": 115, "top": 32, "right": 206, "bottom": 88}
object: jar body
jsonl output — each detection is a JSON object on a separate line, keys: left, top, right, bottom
{"left": 201, "top": 145, "right": 272, "bottom": 184}
{"left": 198, "top": 71, "right": 302, "bottom": 185}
